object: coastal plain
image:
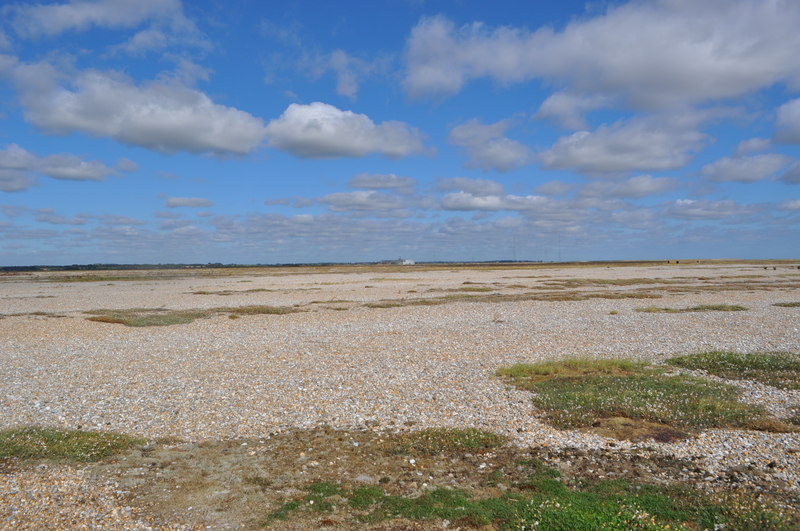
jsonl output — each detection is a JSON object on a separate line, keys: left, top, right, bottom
{"left": 2, "top": 261, "right": 799, "bottom": 529}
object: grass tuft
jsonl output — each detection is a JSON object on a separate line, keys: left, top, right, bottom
{"left": 0, "top": 426, "right": 144, "bottom": 462}
{"left": 773, "top": 302, "right": 800, "bottom": 308}
{"left": 667, "top": 351, "right": 800, "bottom": 390}
{"left": 497, "top": 359, "right": 787, "bottom": 436}
{"left": 86, "top": 308, "right": 211, "bottom": 327}
{"left": 85, "top": 305, "right": 299, "bottom": 326}
{"left": 391, "top": 428, "right": 506, "bottom": 455}
{"left": 637, "top": 304, "right": 747, "bottom": 313}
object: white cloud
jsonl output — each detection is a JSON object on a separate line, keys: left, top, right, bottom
{"left": 165, "top": 196, "right": 213, "bottom": 208}
{"left": 10, "top": 0, "right": 180, "bottom": 37}
{"left": 311, "top": 50, "right": 388, "bottom": 100}
{"left": 437, "top": 177, "right": 504, "bottom": 196}
{"left": 116, "top": 158, "right": 139, "bottom": 172}
{"left": 38, "top": 154, "right": 116, "bottom": 181}
{"left": 321, "top": 190, "right": 406, "bottom": 213}
{"left": 735, "top": 138, "right": 770, "bottom": 156}
{"left": 265, "top": 102, "right": 426, "bottom": 159}
{"left": 534, "top": 92, "right": 610, "bottom": 130}
{"left": 349, "top": 173, "right": 416, "bottom": 193}
{"left": 775, "top": 98, "right": 800, "bottom": 144}
{"left": 0, "top": 170, "right": 35, "bottom": 192}
{"left": 404, "top": 3, "right": 800, "bottom": 107}
{"left": 0, "top": 54, "right": 17, "bottom": 76}
{"left": 535, "top": 180, "right": 572, "bottom": 196}
{"left": 580, "top": 175, "right": 678, "bottom": 199}
{"left": 664, "top": 199, "right": 755, "bottom": 220}
{"left": 540, "top": 115, "right": 706, "bottom": 174}
{"left": 448, "top": 118, "right": 532, "bottom": 172}
{"left": 13, "top": 62, "right": 267, "bottom": 156}
{"left": 780, "top": 162, "right": 800, "bottom": 184}
{"left": 441, "top": 191, "right": 549, "bottom": 211}
{"left": 779, "top": 199, "right": 800, "bottom": 210}
{"left": 701, "top": 154, "right": 791, "bottom": 183}
{"left": 36, "top": 209, "right": 85, "bottom": 225}
{"left": 0, "top": 143, "right": 116, "bottom": 191}
{"left": 0, "top": 30, "right": 10, "bottom": 51}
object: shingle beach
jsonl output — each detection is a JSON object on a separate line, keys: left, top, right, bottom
{"left": 2, "top": 262, "right": 799, "bottom": 528}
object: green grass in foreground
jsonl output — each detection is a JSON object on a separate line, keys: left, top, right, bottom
{"left": 267, "top": 467, "right": 793, "bottom": 530}
{"left": 0, "top": 426, "right": 143, "bottom": 462}
{"left": 667, "top": 351, "right": 800, "bottom": 391}
{"left": 85, "top": 305, "right": 299, "bottom": 326}
{"left": 497, "top": 359, "right": 786, "bottom": 433}
{"left": 636, "top": 304, "right": 747, "bottom": 313}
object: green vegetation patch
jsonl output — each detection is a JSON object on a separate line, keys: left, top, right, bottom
{"left": 773, "top": 302, "right": 800, "bottom": 307}
{"left": 667, "top": 351, "right": 800, "bottom": 390}
{"left": 391, "top": 428, "right": 506, "bottom": 455}
{"left": 85, "top": 308, "right": 212, "bottom": 326}
{"left": 497, "top": 359, "right": 785, "bottom": 438}
{"left": 636, "top": 304, "right": 747, "bottom": 313}
{"left": 85, "top": 305, "right": 299, "bottom": 326}
{"left": 267, "top": 468, "right": 793, "bottom": 530}
{"left": 0, "top": 426, "right": 143, "bottom": 462}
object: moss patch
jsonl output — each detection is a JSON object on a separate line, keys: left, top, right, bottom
{"left": 497, "top": 359, "right": 790, "bottom": 439}
{"left": 0, "top": 426, "right": 143, "bottom": 462}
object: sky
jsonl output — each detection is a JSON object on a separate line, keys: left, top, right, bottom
{"left": 1, "top": 0, "right": 799, "bottom": 266}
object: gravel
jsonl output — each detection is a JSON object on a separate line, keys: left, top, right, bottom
{"left": 1, "top": 262, "right": 799, "bottom": 527}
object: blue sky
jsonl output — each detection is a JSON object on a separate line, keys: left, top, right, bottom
{"left": 1, "top": 0, "right": 799, "bottom": 265}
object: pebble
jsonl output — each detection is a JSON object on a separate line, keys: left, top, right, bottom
{"left": 1, "top": 263, "right": 799, "bottom": 526}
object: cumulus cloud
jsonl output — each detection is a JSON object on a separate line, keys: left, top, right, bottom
{"left": 265, "top": 102, "right": 426, "bottom": 159}
{"left": 779, "top": 199, "right": 800, "bottom": 210}
{"left": 448, "top": 119, "right": 532, "bottom": 172}
{"left": 540, "top": 114, "right": 706, "bottom": 174}
{"left": 534, "top": 92, "right": 611, "bottom": 130}
{"left": 437, "top": 177, "right": 504, "bottom": 197}
{"left": 441, "top": 191, "right": 549, "bottom": 211}
{"left": 12, "top": 62, "right": 267, "bottom": 156}
{"left": 0, "top": 143, "right": 116, "bottom": 191}
{"left": 116, "top": 158, "right": 139, "bottom": 172}
{"left": 321, "top": 190, "right": 409, "bottom": 217}
{"left": 304, "top": 50, "right": 388, "bottom": 99}
{"left": 701, "top": 154, "right": 791, "bottom": 182}
{"left": 735, "top": 138, "right": 770, "bottom": 156}
{"left": 664, "top": 199, "right": 755, "bottom": 220}
{"left": 38, "top": 154, "right": 114, "bottom": 181}
{"left": 780, "top": 162, "right": 800, "bottom": 184}
{"left": 580, "top": 175, "right": 678, "bottom": 199}
{"left": 775, "top": 98, "right": 800, "bottom": 144}
{"left": 8, "top": 0, "right": 207, "bottom": 53}
{"left": 404, "top": 3, "right": 800, "bottom": 107}
{"left": 165, "top": 196, "right": 213, "bottom": 208}
{"left": 9, "top": 0, "right": 181, "bottom": 37}
{"left": 535, "top": 180, "right": 573, "bottom": 196}
{"left": 349, "top": 173, "right": 416, "bottom": 194}
{"left": 35, "top": 209, "right": 85, "bottom": 225}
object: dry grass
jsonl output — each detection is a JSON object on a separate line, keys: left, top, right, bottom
{"left": 636, "top": 304, "right": 747, "bottom": 313}
{"left": 85, "top": 305, "right": 300, "bottom": 326}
